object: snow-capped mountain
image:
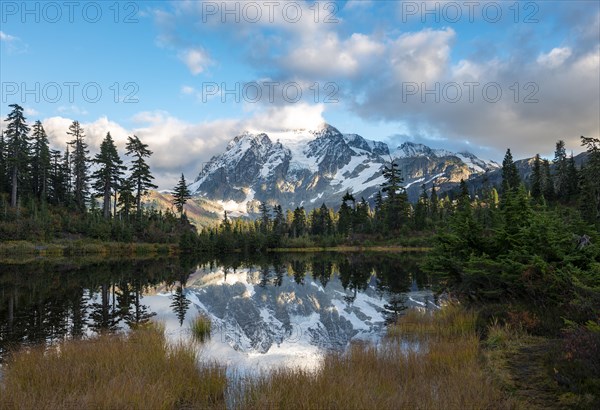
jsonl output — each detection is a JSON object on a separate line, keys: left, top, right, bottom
{"left": 189, "top": 124, "right": 500, "bottom": 216}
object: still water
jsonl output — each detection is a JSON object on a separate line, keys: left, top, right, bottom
{"left": 0, "top": 252, "right": 437, "bottom": 372}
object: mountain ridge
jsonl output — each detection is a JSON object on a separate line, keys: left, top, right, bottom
{"left": 187, "top": 124, "right": 501, "bottom": 217}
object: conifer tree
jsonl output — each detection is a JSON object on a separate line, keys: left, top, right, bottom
{"left": 67, "top": 121, "right": 90, "bottom": 212}
{"left": 554, "top": 140, "right": 568, "bottom": 200}
{"left": 117, "top": 178, "right": 135, "bottom": 220}
{"left": 272, "top": 205, "right": 286, "bottom": 237}
{"left": 381, "top": 159, "right": 408, "bottom": 230}
{"left": 542, "top": 159, "right": 555, "bottom": 200}
{"left": 259, "top": 201, "right": 270, "bottom": 233}
{"left": 0, "top": 131, "right": 7, "bottom": 195}
{"left": 49, "top": 149, "right": 66, "bottom": 205}
{"left": 429, "top": 184, "right": 439, "bottom": 221}
{"left": 338, "top": 191, "right": 355, "bottom": 235}
{"left": 4, "top": 104, "right": 30, "bottom": 208}
{"left": 125, "top": 135, "right": 157, "bottom": 218}
{"left": 579, "top": 136, "right": 600, "bottom": 226}
{"left": 172, "top": 173, "right": 191, "bottom": 216}
{"left": 92, "top": 132, "right": 125, "bottom": 218}
{"left": 501, "top": 148, "right": 520, "bottom": 193}
{"left": 565, "top": 154, "right": 579, "bottom": 201}
{"left": 354, "top": 198, "right": 371, "bottom": 233}
{"left": 414, "top": 185, "right": 429, "bottom": 230}
{"left": 31, "top": 120, "right": 51, "bottom": 201}
{"left": 291, "top": 207, "right": 307, "bottom": 237}
{"left": 531, "top": 154, "right": 543, "bottom": 201}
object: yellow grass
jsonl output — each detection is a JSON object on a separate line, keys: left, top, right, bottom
{"left": 1, "top": 306, "right": 517, "bottom": 410}
{"left": 0, "top": 324, "right": 226, "bottom": 410}
{"left": 237, "top": 305, "right": 516, "bottom": 410}
{"left": 190, "top": 314, "right": 212, "bottom": 343}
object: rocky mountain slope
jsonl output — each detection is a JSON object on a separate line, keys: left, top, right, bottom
{"left": 188, "top": 124, "right": 500, "bottom": 216}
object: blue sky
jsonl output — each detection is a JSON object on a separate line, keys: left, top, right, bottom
{"left": 1, "top": 0, "right": 599, "bottom": 188}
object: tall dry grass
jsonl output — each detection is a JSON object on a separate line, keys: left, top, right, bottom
{"left": 0, "top": 324, "right": 226, "bottom": 410}
{"left": 237, "top": 305, "right": 515, "bottom": 410}
{"left": 1, "top": 305, "right": 515, "bottom": 410}
{"left": 190, "top": 314, "right": 212, "bottom": 343}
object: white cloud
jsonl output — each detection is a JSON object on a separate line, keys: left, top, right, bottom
{"left": 24, "top": 107, "right": 39, "bottom": 116}
{"left": 57, "top": 105, "right": 89, "bottom": 116}
{"left": 345, "top": 0, "right": 373, "bottom": 9}
{"left": 178, "top": 48, "right": 212, "bottom": 75}
{"left": 42, "top": 116, "right": 129, "bottom": 152}
{"left": 37, "top": 104, "right": 326, "bottom": 189}
{"left": 0, "top": 31, "right": 17, "bottom": 42}
{"left": 243, "top": 103, "right": 326, "bottom": 133}
{"left": 389, "top": 28, "right": 455, "bottom": 83}
{"left": 285, "top": 33, "right": 385, "bottom": 78}
{"left": 181, "top": 85, "right": 196, "bottom": 95}
{"left": 537, "top": 47, "right": 572, "bottom": 68}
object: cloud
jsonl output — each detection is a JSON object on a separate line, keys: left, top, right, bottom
{"left": 0, "top": 30, "right": 27, "bottom": 53}
{"left": 178, "top": 47, "right": 212, "bottom": 75}
{"left": 389, "top": 28, "right": 455, "bottom": 83}
{"left": 57, "top": 105, "right": 89, "bottom": 116}
{"left": 24, "top": 107, "right": 39, "bottom": 116}
{"left": 285, "top": 33, "right": 385, "bottom": 79}
{"left": 242, "top": 103, "right": 326, "bottom": 133}
{"left": 537, "top": 47, "right": 572, "bottom": 68}
{"left": 0, "top": 31, "right": 17, "bottom": 42}
{"left": 147, "top": 2, "right": 599, "bottom": 160}
{"left": 36, "top": 104, "right": 326, "bottom": 189}
{"left": 181, "top": 85, "right": 196, "bottom": 95}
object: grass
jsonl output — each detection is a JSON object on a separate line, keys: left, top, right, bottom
{"left": 236, "top": 304, "right": 515, "bottom": 410}
{"left": 0, "top": 324, "right": 226, "bottom": 410}
{"left": 268, "top": 245, "right": 431, "bottom": 253}
{"left": 190, "top": 314, "right": 212, "bottom": 343}
{"left": 1, "top": 305, "right": 524, "bottom": 410}
{"left": 0, "top": 240, "right": 177, "bottom": 258}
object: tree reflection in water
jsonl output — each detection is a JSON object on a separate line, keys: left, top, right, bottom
{"left": 0, "top": 252, "right": 431, "bottom": 361}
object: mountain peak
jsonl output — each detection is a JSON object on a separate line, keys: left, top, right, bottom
{"left": 191, "top": 124, "right": 501, "bottom": 215}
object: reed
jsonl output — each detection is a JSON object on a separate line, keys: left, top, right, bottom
{"left": 1, "top": 324, "right": 226, "bottom": 410}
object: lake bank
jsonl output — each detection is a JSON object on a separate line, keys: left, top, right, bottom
{"left": 0, "top": 240, "right": 177, "bottom": 258}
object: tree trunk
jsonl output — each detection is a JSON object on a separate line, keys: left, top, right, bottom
{"left": 11, "top": 166, "right": 17, "bottom": 208}
{"left": 103, "top": 181, "right": 111, "bottom": 219}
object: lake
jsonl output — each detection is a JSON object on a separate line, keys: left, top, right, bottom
{"left": 0, "top": 252, "right": 437, "bottom": 373}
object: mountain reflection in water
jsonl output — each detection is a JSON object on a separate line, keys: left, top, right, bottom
{"left": 0, "top": 252, "right": 437, "bottom": 371}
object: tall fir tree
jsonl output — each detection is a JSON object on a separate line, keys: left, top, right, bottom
{"left": 92, "top": 132, "right": 125, "bottom": 218}
{"left": 172, "top": 173, "right": 191, "bottom": 216}
{"left": 565, "top": 154, "right": 579, "bottom": 202}
{"left": 259, "top": 201, "right": 270, "bottom": 233}
{"left": 354, "top": 198, "right": 371, "bottom": 233}
{"left": 553, "top": 140, "right": 569, "bottom": 201}
{"left": 30, "top": 121, "right": 51, "bottom": 201}
{"left": 429, "top": 184, "right": 439, "bottom": 221}
{"left": 381, "top": 159, "right": 408, "bottom": 230}
{"left": 0, "top": 131, "right": 7, "bottom": 195}
{"left": 49, "top": 149, "right": 66, "bottom": 205}
{"left": 125, "top": 135, "right": 157, "bottom": 218}
{"left": 291, "top": 207, "right": 307, "bottom": 237}
{"left": 542, "top": 159, "right": 555, "bottom": 200}
{"left": 414, "top": 185, "right": 429, "bottom": 230}
{"left": 117, "top": 177, "right": 135, "bottom": 220}
{"left": 67, "top": 121, "right": 90, "bottom": 212}
{"left": 501, "top": 148, "right": 520, "bottom": 193}
{"left": 531, "top": 154, "right": 543, "bottom": 201}
{"left": 338, "top": 191, "right": 355, "bottom": 235}
{"left": 4, "top": 104, "right": 30, "bottom": 208}
{"left": 579, "top": 136, "right": 600, "bottom": 226}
